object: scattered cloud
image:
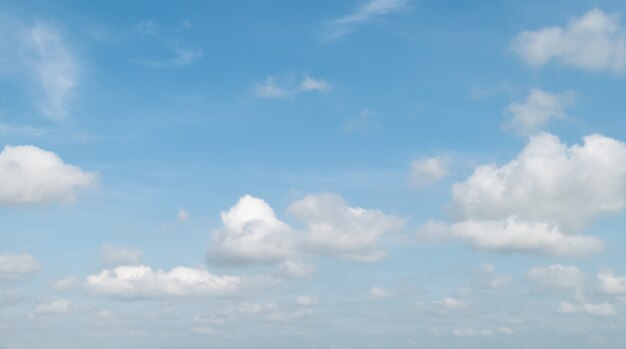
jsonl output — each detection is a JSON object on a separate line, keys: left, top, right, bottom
{"left": 453, "top": 327, "right": 513, "bottom": 337}
{"left": 407, "top": 157, "right": 449, "bottom": 189}
{"left": 504, "top": 89, "right": 574, "bottom": 135}
{"left": 471, "top": 264, "right": 512, "bottom": 289}
{"left": 178, "top": 208, "right": 189, "bottom": 223}
{"left": 511, "top": 8, "right": 626, "bottom": 73}
{"left": 559, "top": 301, "right": 616, "bottom": 316}
{"left": 134, "top": 19, "right": 202, "bottom": 67}
{"left": 0, "top": 253, "right": 41, "bottom": 279}
{"left": 52, "top": 277, "right": 80, "bottom": 291}
{"left": 369, "top": 286, "right": 387, "bottom": 298}
{"left": 324, "top": 0, "right": 409, "bottom": 40}
{"left": 34, "top": 299, "right": 76, "bottom": 315}
{"left": 295, "top": 296, "right": 317, "bottom": 306}
{"left": 253, "top": 74, "right": 330, "bottom": 99}
{"left": 289, "top": 193, "right": 405, "bottom": 262}
{"left": 134, "top": 20, "right": 159, "bottom": 36}
{"left": 598, "top": 269, "right": 626, "bottom": 296}
{"left": 101, "top": 244, "right": 142, "bottom": 266}
{"left": 527, "top": 264, "right": 584, "bottom": 290}
{"left": 344, "top": 110, "right": 377, "bottom": 133}
{"left": 85, "top": 265, "right": 241, "bottom": 299}
{"left": 0, "top": 145, "right": 96, "bottom": 205}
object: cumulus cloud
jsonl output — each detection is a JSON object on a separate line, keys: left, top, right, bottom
{"left": 289, "top": 193, "right": 405, "bottom": 262}
{"left": 85, "top": 265, "right": 241, "bottom": 299}
{"left": 253, "top": 74, "right": 329, "bottom": 99}
{"left": 598, "top": 269, "right": 626, "bottom": 296}
{"left": 208, "top": 195, "right": 296, "bottom": 265}
{"left": 504, "top": 89, "right": 573, "bottom": 134}
{"left": 0, "top": 253, "right": 41, "bottom": 279}
{"left": 527, "top": 265, "right": 584, "bottom": 290}
{"left": 0, "top": 145, "right": 95, "bottom": 205}
{"left": 511, "top": 8, "right": 626, "bottom": 73}
{"left": 408, "top": 157, "right": 449, "bottom": 189}
{"left": 324, "top": 0, "right": 409, "bottom": 40}
{"left": 101, "top": 244, "right": 142, "bottom": 266}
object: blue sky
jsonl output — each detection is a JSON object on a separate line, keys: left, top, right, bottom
{"left": 3, "top": 0, "right": 626, "bottom": 348}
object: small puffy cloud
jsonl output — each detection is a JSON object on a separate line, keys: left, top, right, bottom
{"left": 421, "top": 218, "right": 602, "bottom": 257}
{"left": 434, "top": 297, "right": 469, "bottom": 311}
{"left": 85, "top": 265, "right": 240, "bottom": 299}
{"left": 598, "top": 269, "right": 626, "bottom": 296}
{"left": 295, "top": 296, "right": 316, "bottom": 306}
{"left": 450, "top": 133, "right": 626, "bottom": 231}
{"left": 0, "top": 254, "right": 41, "bottom": 279}
{"left": 559, "top": 301, "right": 616, "bottom": 316}
{"left": 324, "top": 0, "right": 409, "bottom": 40}
{"left": 253, "top": 74, "right": 330, "bottom": 99}
{"left": 511, "top": 8, "right": 626, "bottom": 73}
{"left": 527, "top": 265, "right": 584, "bottom": 290}
{"left": 101, "top": 244, "right": 141, "bottom": 266}
{"left": 408, "top": 157, "right": 449, "bottom": 189}
{"left": 34, "top": 299, "right": 75, "bottom": 315}
{"left": 369, "top": 286, "right": 387, "bottom": 298}
{"left": 178, "top": 208, "right": 189, "bottom": 223}
{"left": 504, "top": 89, "right": 573, "bottom": 135}
{"left": 289, "top": 193, "right": 405, "bottom": 262}
{"left": 471, "top": 264, "right": 512, "bottom": 289}
{"left": 208, "top": 195, "right": 296, "bottom": 265}
{"left": 0, "top": 145, "right": 95, "bottom": 205}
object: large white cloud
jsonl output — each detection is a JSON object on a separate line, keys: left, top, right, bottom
{"left": 85, "top": 265, "right": 241, "bottom": 299}
{"left": 208, "top": 195, "right": 296, "bottom": 265}
{"left": 0, "top": 145, "right": 95, "bottom": 204}
{"left": 511, "top": 8, "right": 626, "bottom": 73}
{"left": 423, "top": 133, "right": 626, "bottom": 256}
{"left": 504, "top": 89, "right": 573, "bottom": 135}
{"left": 288, "top": 193, "right": 405, "bottom": 262}
{"left": 0, "top": 253, "right": 41, "bottom": 279}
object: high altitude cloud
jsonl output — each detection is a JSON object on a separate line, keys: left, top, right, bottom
{"left": 289, "top": 193, "right": 405, "bottom": 262}
{"left": 423, "top": 133, "right": 626, "bottom": 256}
{"left": 511, "top": 8, "right": 626, "bottom": 73}
{"left": 208, "top": 193, "right": 404, "bottom": 265}
{"left": 324, "top": 0, "right": 409, "bottom": 40}
{"left": 504, "top": 89, "right": 573, "bottom": 134}
{"left": 253, "top": 74, "right": 329, "bottom": 99}
{"left": 208, "top": 195, "right": 296, "bottom": 265}
{"left": 85, "top": 265, "right": 241, "bottom": 299}
{"left": 0, "top": 254, "right": 41, "bottom": 279}
{"left": 0, "top": 145, "right": 95, "bottom": 204}
{"left": 407, "top": 157, "right": 449, "bottom": 189}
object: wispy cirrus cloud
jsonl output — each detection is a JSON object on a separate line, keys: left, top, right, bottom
{"left": 253, "top": 74, "right": 330, "bottom": 99}
{"left": 133, "top": 19, "right": 202, "bottom": 68}
{"left": 323, "top": 0, "right": 409, "bottom": 40}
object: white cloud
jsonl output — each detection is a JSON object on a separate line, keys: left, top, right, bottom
{"left": 25, "top": 22, "right": 79, "bottom": 119}
{"left": 559, "top": 301, "right": 616, "bottom": 316}
{"left": 453, "top": 327, "right": 513, "bottom": 337}
{"left": 208, "top": 195, "right": 296, "bottom": 265}
{"left": 85, "top": 265, "right": 241, "bottom": 299}
{"left": 288, "top": 193, "right": 405, "bottom": 262}
{"left": 0, "top": 253, "right": 40, "bottom": 279}
{"left": 471, "top": 264, "right": 512, "bottom": 289}
{"left": 101, "top": 244, "right": 141, "bottom": 266}
{"left": 434, "top": 297, "right": 469, "bottom": 311}
{"left": 408, "top": 157, "right": 449, "bottom": 189}
{"left": 295, "top": 296, "right": 316, "bottom": 306}
{"left": 325, "top": 0, "right": 409, "bottom": 40}
{"left": 421, "top": 218, "right": 602, "bottom": 256}
{"left": 148, "top": 46, "right": 203, "bottom": 68}
{"left": 369, "top": 286, "right": 387, "bottom": 298}
{"left": 253, "top": 74, "right": 330, "bottom": 99}
{"left": 52, "top": 277, "right": 79, "bottom": 291}
{"left": 504, "top": 89, "right": 573, "bottom": 134}
{"left": 0, "top": 145, "right": 95, "bottom": 204}
{"left": 34, "top": 299, "right": 75, "bottom": 315}
{"left": 598, "top": 269, "right": 626, "bottom": 296}
{"left": 178, "top": 208, "right": 189, "bottom": 223}
{"left": 527, "top": 264, "right": 584, "bottom": 290}
{"left": 450, "top": 133, "right": 626, "bottom": 231}
{"left": 511, "top": 8, "right": 626, "bottom": 73}
{"left": 277, "top": 259, "right": 315, "bottom": 278}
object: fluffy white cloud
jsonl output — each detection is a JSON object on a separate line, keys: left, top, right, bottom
{"left": 421, "top": 218, "right": 602, "bottom": 256}
{"left": 504, "top": 89, "right": 573, "bottom": 134}
{"left": 450, "top": 133, "right": 626, "bottom": 230}
{"left": 208, "top": 195, "right": 296, "bottom": 265}
{"left": 253, "top": 74, "right": 329, "bottom": 98}
{"left": 598, "top": 269, "right": 626, "bottom": 296}
{"left": 408, "top": 157, "right": 449, "bottom": 189}
{"left": 324, "top": 0, "right": 408, "bottom": 40}
{"left": 101, "top": 244, "right": 142, "bottom": 266}
{"left": 527, "top": 265, "right": 584, "bottom": 290}
{"left": 0, "top": 145, "right": 95, "bottom": 204}
{"left": 511, "top": 8, "right": 626, "bottom": 73}
{"left": 288, "top": 193, "right": 405, "bottom": 262}
{"left": 34, "top": 299, "right": 75, "bottom": 315}
{"left": 0, "top": 254, "right": 41, "bottom": 279}
{"left": 85, "top": 265, "right": 241, "bottom": 299}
